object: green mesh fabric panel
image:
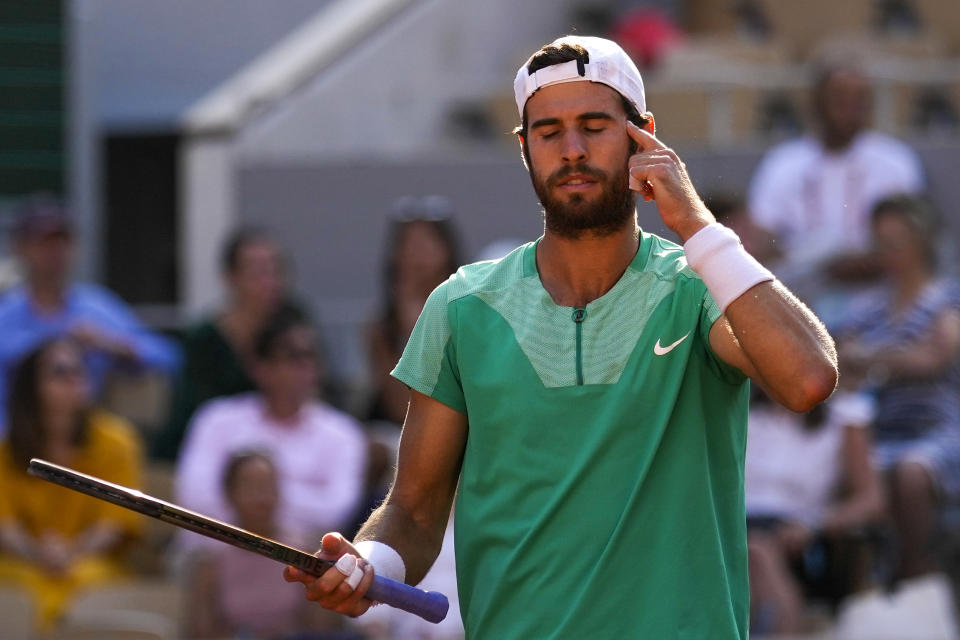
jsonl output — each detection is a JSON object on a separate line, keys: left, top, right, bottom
{"left": 392, "top": 282, "right": 455, "bottom": 398}
{"left": 398, "top": 234, "right": 720, "bottom": 392}
{"left": 475, "top": 268, "right": 677, "bottom": 387}
{"left": 464, "top": 235, "right": 705, "bottom": 388}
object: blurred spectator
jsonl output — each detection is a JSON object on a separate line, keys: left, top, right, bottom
{"left": 176, "top": 306, "right": 366, "bottom": 545}
{"left": 154, "top": 227, "right": 301, "bottom": 461}
{"left": 0, "top": 195, "right": 180, "bottom": 436}
{"left": 747, "top": 59, "right": 925, "bottom": 319}
{"left": 704, "top": 192, "right": 781, "bottom": 266}
{"left": 184, "top": 450, "right": 353, "bottom": 639}
{"left": 357, "top": 197, "right": 462, "bottom": 534}
{"left": 0, "top": 338, "right": 143, "bottom": 631}
{"left": 834, "top": 195, "right": 960, "bottom": 583}
{"left": 365, "top": 196, "right": 462, "bottom": 427}
{"left": 745, "top": 390, "right": 884, "bottom": 635}
{"left": 610, "top": 7, "right": 682, "bottom": 69}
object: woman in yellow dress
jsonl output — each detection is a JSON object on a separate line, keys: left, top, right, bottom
{"left": 0, "top": 337, "right": 143, "bottom": 631}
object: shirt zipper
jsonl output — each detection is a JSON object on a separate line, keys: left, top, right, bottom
{"left": 572, "top": 307, "right": 587, "bottom": 386}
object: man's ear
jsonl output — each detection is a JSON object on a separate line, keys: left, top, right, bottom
{"left": 643, "top": 113, "right": 655, "bottom": 135}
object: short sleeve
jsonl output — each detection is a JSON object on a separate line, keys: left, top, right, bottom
{"left": 391, "top": 282, "right": 466, "bottom": 414}
{"left": 698, "top": 289, "right": 748, "bottom": 385}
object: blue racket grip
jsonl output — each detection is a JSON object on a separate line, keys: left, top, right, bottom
{"left": 366, "top": 573, "right": 449, "bottom": 623}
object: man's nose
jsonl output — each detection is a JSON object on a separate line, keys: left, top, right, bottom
{"left": 561, "top": 130, "right": 587, "bottom": 163}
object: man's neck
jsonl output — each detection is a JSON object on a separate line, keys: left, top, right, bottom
{"left": 536, "top": 223, "right": 640, "bottom": 308}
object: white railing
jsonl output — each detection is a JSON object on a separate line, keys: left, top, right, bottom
{"left": 181, "top": 0, "right": 419, "bottom": 135}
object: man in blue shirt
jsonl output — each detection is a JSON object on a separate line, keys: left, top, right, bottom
{"left": 0, "top": 196, "right": 180, "bottom": 433}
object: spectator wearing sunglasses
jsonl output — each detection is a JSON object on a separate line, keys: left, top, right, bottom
{"left": 153, "top": 227, "right": 304, "bottom": 462}
{"left": 0, "top": 338, "right": 143, "bottom": 631}
{"left": 175, "top": 306, "right": 367, "bottom": 549}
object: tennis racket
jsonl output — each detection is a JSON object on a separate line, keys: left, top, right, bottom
{"left": 27, "top": 458, "right": 449, "bottom": 623}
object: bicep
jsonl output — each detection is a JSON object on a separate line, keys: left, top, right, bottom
{"left": 388, "top": 390, "right": 467, "bottom": 527}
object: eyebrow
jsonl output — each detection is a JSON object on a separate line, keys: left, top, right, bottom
{"left": 529, "top": 111, "right": 616, "bottom": 129}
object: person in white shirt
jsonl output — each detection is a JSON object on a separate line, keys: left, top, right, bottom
{"left": 748, "top": 59, "right": 925, "bottom": 321}
{"left": 745, "top": 390, "right": 884, "bottom": 636}
{"left": 175, "top": 307, "right": 367, "bottom": 545}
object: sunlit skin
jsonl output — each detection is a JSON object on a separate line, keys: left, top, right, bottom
{"left": 525, "top": 82, "right": 639, "bottom": 241}
{"left": 522, "top": 81, "right": 713, "bottom": 308}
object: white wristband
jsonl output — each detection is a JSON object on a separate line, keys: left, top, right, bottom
{"left": 355, "top": 540, "right": 406, "bottom": 583}
{"left": 683, "top": 223, "right": 775, "bottom": 312}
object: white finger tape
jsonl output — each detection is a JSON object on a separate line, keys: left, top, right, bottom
{"left": 335, "top": 554, "right": 357, "bottom": 576}
{"left": 345, "top": 564, "right": 364, "bottom": 590}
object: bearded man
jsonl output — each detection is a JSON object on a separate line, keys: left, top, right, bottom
{"left": 284, "top": 36, "right": 839, "bottom": 639}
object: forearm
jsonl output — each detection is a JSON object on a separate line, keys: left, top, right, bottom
{"left": 351, "top": 390, "right": 464, "bottom": 586}
{"left": 725, "top": 281, "right": 838, "bottom": 409}
{"left": 354, "top": 498, "right": 449, "bottom": 587}
{"left": 686, "top": 223, "right": 838, "bottom": 410}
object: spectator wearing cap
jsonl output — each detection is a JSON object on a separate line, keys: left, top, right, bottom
{"left": 0, "top": 195, "right": 179, "bottom": 435}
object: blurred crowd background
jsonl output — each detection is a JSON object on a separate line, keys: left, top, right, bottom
{"left": 3, "top": 0, "right": 960, "bottom": 638}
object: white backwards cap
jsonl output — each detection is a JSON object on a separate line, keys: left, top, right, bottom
{"left": 513, "top": 36, "right": 646, "bottom": 118}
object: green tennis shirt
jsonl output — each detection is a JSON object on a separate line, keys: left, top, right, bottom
{"left": 392, "top": 232, "right": 750, "bottom": 639}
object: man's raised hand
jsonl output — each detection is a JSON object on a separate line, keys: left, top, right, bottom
{"left": 626, "top": 122, "right": 714, "bottom": 242}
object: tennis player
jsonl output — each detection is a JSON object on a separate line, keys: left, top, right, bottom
{"left": 284, "top": 35, "right": 839, "bottom": 638}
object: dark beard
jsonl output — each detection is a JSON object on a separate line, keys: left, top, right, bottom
{"left": 532, "top": 162, "right": 636, "bottom": 239}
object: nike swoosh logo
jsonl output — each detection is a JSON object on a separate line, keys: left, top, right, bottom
{"left": 654, "top": 332, "right": 690, "bottom": 356}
